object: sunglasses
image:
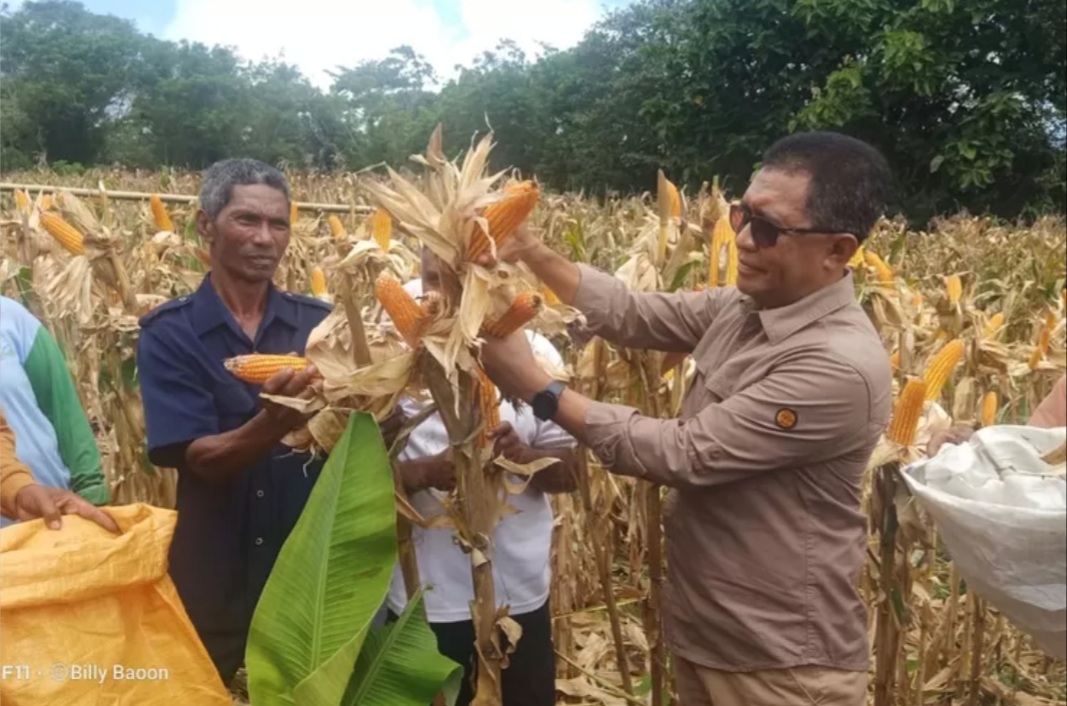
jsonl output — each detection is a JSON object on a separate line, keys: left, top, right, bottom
{"left": 729, "top": 203, "right": 850, "bottom": 249}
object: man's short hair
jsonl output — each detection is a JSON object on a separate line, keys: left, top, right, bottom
{"left": 198, "top": 158, "right": 291, "bottom": 221}
{"left": 761, "top": 131, "right": 891, "bottom": 241}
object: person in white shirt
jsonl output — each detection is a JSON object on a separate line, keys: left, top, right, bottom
{"left": 387, "top": 248, "right": 579, "bottom": 706}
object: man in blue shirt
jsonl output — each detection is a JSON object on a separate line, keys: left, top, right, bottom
{"left": 136, "top": 158, "right": 333, "bottom": 684}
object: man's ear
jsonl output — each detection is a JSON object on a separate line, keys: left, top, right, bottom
{"left": 195, "top": 210, "right": 212, "bottom": 242}
{"left": 829, "top": 234, "right": 860, "bottom": 266}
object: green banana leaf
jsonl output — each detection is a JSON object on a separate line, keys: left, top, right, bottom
{"left": 342, "top": 590, "right": 463, "bottom": 706}
{"left": 246, "top": 412, "right": 398, "bottom": 706}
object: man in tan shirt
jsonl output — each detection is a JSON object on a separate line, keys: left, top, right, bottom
{"left": 478, "top": 132, "right": 893, "bottom": 705}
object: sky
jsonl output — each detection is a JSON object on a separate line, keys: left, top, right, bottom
{"left": 11, "top": 0, "right": 633, "bottom": 88}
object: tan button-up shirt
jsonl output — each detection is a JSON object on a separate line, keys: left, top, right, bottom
{"left": 573, "top": 264, "right": 893, "bottom": 673}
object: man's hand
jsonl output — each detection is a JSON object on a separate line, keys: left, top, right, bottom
{"left": 260, "top": 360, "right": 320, "bottom": 433}
{"left": 379, "top": 406, "right": 407, "bottom": 449}
{"left": 400, "top": 450, "right": 456, "bottom": 492}
{"left": 927, "top": 424, "right": 976, "bottom": 457}
{"left": 474, "top": 221, "right": 541, "bottom": 268}
{"left": 479, "top": 331, "right": 552, "bottom": 403}
{"left": 15, "top": 485, "right": 120, "bottom": 532}
{"left": 489, "top": 422, "right": 523, "bottom": 461}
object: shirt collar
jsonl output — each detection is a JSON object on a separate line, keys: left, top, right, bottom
{"left": 190, "top": 273, "right": 297, "bottom": 338}
{"left": 742, "top": 271, "right": 857, "bottom": 345}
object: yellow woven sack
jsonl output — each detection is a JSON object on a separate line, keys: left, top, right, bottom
{"left": 0, "top": 503, "right": 232, "bottom": 705}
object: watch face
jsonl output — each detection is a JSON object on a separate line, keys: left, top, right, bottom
{"left": 533, "top": 390, "right": 557, "bottom": 420}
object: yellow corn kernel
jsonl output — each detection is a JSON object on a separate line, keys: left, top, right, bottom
{"left": 468, "top": 181, "right": 540, "bottom": 260}
{"left": 370, "top": 208, "right": 392, "bottom": 250}
{"left": 375, "top": 273, "right": 429, "bottom": 347}
{"left": 481, "top": 291, "right": 544, "bottom": 338}
{"left": 224, "top": 354, "right": 310, "bottom": 385}
{"left": 923, "top": 339, "right": 966, "bottom": 401}
{"left": 981, "top": 391, "right": 998, "bottom": 428}
{"left": 39, "top": 212, "right": 86, "bottom": 256}
{"left": 476, "top": 366, "right": 500, "bottom": 448}
{"left": 946, "top": 274, "right": 962, "bottom": 306}
{"left": 150, "top": 193, "right": 174, "bottom": 232}
{"left": 983, "top": 313, "right": 1005, "bottom": 338}
{"left": 14, "top": 189, "right": 30, "bottom": 212}
{"left": 708, "top": 215, "right": 733, "bottom": 287}
{"left": 864, "top": 250, "right": 894, "bottom": 283}
{"left": 328, "top": 215, "right": 347, "bottom": 239}
{"left": 310, "top": 267, "right": 328, "bottom": 299}
{"left": 887, "top": 378, "right": 927, "bottom": 446}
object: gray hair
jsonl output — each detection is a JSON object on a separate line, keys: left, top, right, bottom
{"left": 198, "top": 158, "right": 291, "bottom": 220}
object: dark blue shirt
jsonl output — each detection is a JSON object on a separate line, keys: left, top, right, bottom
{"left": 137, "top": 274, "right": 331, "bottom": 679}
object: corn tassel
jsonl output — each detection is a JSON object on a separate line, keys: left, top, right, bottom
{"left": 923, "top": 339, "right": 966, "bottom": 401}
{"left": 864, "top": 250, "right": 894, "bottom": 283}
{"left": 328, "top": 215, "right": 347, "bottom": 239}
{"left": 887, "top": 378, "right": 928, "bottom": 446}
{"left": 983, "top": 313, "right": 1005, "bottom": 339}
{"left": 224, "top": 354, "right": 310, "bottom": 384}
{"left": 370, "top": 208, "right": 392, "bottom": 250}
{"left": 981, "top": 391, "right": 998, "bottom": 428}
{"left": 482, "top": 291, "right": 543, "bottom": 338}
{"left": 375, "top": 273, "right": 429, "bottom": 347}
{"left": 310, "top": 267, "right": 328, "bottom": 299}
{"left": 477, "top": 366, "right": 500, "bottom": 448}
{"left": 946, "top": 274, "right": 963, "bottom": 306}
{"left": 150, "top": 193, "right": 174, "bottom": 232}
{"left": 39, "top": 212, "right": 86, "bottom": 255}
{"left": 468, "top": 181, "right": 540, "bottom": 260}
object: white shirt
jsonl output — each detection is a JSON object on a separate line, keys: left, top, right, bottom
{"left": 386, "top": 279, "right": 575, "bottom": 622}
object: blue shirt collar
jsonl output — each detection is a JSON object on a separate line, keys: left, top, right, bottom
{"left": 190, "top": 273, "right": 298, "bottom": 340}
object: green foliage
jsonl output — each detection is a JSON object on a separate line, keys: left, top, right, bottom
{"left": 1, "top": 0, "right": 1064, "bottom": 222}
{"left": 245, "top": 412, "right": 459, "bottom": 705}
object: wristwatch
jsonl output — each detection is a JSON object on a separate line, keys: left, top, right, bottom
{"left": 531, "top": 381, "right": 566, "bottom": 421}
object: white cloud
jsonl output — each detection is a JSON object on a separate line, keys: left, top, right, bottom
{"left": 163, "top": 0, "right": 611, "bottom": 90}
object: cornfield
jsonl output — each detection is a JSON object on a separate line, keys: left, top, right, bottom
{"left": 1, "top": 154, "right": 1065, "bottom": 706}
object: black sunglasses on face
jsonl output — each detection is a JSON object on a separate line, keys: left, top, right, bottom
{"left": 729, "top": 203, "right": 852, "bottom": 249}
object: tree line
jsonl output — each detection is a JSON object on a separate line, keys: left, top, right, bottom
{"left": 1, "top": 0, "right": 1064, "bottom": 222}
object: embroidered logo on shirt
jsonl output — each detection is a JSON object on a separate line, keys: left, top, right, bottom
{"left": 775, "top": 408, "right": 798, "bottom": 430}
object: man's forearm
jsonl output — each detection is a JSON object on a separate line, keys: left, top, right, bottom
{"left": 396, "top": 453, "right": 451, "bottom": 493}
{"left": 184, "top": 412, "right": 293, "bottom": 482}
{"left": 520, "top": 243, "right": 582, "bottom": 305}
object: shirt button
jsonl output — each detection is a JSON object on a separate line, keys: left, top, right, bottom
{"left": 255, "top": 537, "right": 264, "bottom": 546}
{"left": 256, "top": 490, "right": 265, "bottom": 498}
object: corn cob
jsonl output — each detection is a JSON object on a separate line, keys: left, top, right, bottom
{"left": 14, "top": 189, "right": 30, "bottom": 212}
{"left": 662, "top": 177, "right": 682, "bottom": 219}
{"left": 725, "top": 234, "right": 739, "bottom": 286}
{"left": 476, "top": 366, "right": 500, "bottom": 448}
{"left": 889, "top": 350, "right": 901, "bottom": 372}
{"left": 1029, "top": 323, "right": 1052, "bottom": 370}
{"left": 418, "top": 290, "right": 445, "bottom": 318}
{"left": 983, "top": 312, "right": 1005, "bottom": 338}
{"left": 39, "top": 212, "right": 86, "bottom": 256}
{"left": 375, "top": 273, "right": 429, "bottom": 347}
{"left": 370, "top": 208, "right": 392, "bottom": 250}
{"left": 922, "top": 338, "right": 966, "bottom": 401}
{"left": 946, "top": 274, "right": 962, "bottom": 306}
{"left": 40, "top": 194, "right": 54, "bottom": 211}
{"left": 848, "top": 246, "right": 866, "bottom": 269}
{"left": 981, "top": 391, "right": 998, "bottom": 428}
{"left": 887, "top": 378, "right": 928, "bottom": 446}
{"left": 310, "top": 267, "right": 328, "bottom": 299}
{"left": 481, "top": 291, "right": 543, "bottom": 338}
{"left": 864, "top": 250, "right": 894, "bottom": 283}
{"left": 468, "top": 181, "right": 540, "bottom": 260}
{"left": 150, "top": 193, "right": 174, "bottom": 232}
{"left": 289, "top": 202, "right": 299, "bottom": 227}
{"left": 224, "top": 354, "right": 310, "bottom": 384}
{"left": 708, "top": 215, "right": 733, "bottom": 287}
{"left": 327, "top": 215, "right": 347, "bottom": 239}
